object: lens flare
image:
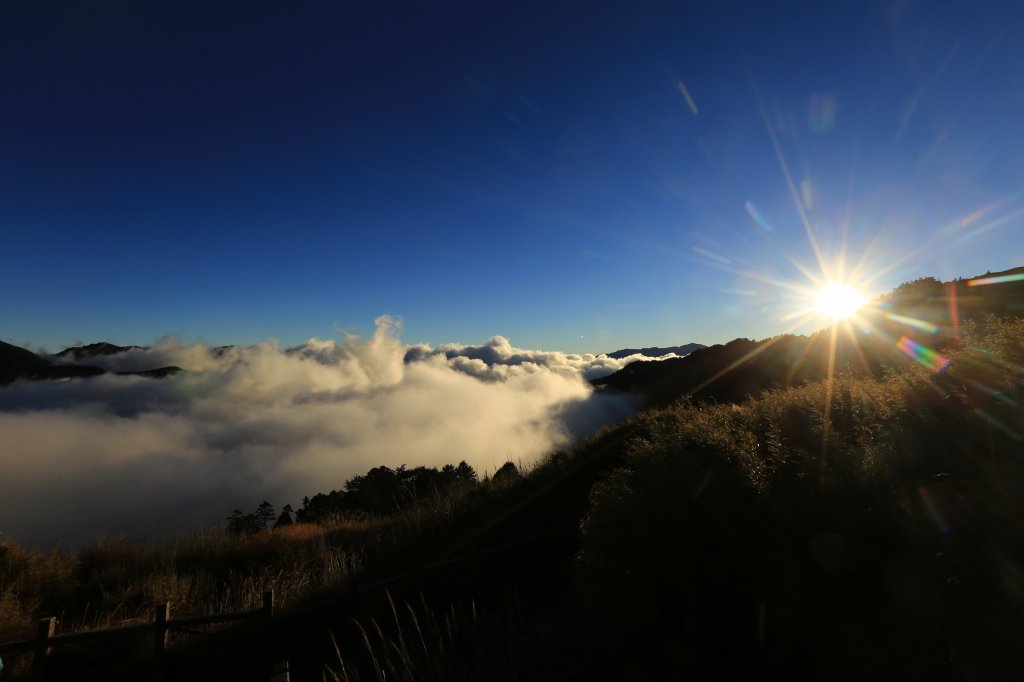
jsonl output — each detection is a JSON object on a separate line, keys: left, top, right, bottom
{"left": 814, "top": 283, "right": 865, "bottom": 320}
{"left": 967, "top": 273, "right": 1024, "bottom": 287}
{"left": 897, "top": 336, "right": 951, "bottom": 373}
{"left": 886, "top": 313, "right": 939, "bottom": 334}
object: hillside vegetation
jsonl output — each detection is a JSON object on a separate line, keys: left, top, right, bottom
{"left": 579, "top": 315, "right": 1024, "bottom": 679}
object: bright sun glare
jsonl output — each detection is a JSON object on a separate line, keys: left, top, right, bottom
{"left": 814, "top": 283, "right": 866, "bottom": 321}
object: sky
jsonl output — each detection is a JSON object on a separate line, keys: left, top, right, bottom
{"left": 3, "top": 0, "right": 1024, "bottom": 354}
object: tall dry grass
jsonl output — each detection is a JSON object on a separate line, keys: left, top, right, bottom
{"left": 0, "top": 514, "right": 402, "bottom": 645}
{"left": 0, "top": 453, "right": 546, "bottom": 648}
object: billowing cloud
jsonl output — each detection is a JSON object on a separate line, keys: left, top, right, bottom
{"left": 0, "top": 318, "right": 649, "bottom": 547}
{"left": 403, "top": 335, "right": 679, "bottom": 381}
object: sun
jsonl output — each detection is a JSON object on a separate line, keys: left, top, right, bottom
{"left": 814, "top": 282, "right": 866, "bottom": 321}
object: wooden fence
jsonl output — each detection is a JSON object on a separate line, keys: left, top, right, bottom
{"left": 0, "top": 517, "right": 569, "bottom": 679}
{"left": 0, "top": 591, "right": 276, "bottom": 680}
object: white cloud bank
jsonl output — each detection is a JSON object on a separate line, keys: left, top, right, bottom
{"left": 0, "top": 318, "right": 665, "bottom": 547}
{"left": 403, "top": 335, "right": 679, "bottom": 381}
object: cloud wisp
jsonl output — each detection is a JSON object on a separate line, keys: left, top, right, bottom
{"left": 0, "top": 318, "right": 660, "bottom": 547}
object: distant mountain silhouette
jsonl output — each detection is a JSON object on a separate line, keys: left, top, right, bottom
{"left": 596, "top": 266, "right": 1024, "bottom": 408}
{"left": 606, "top": 343, "right": 705, "bottom": 359}
{"left": 55, "top": 342, "right": 144, "bottom": 362}
{"left": 0, "top": 340, "right": 105, "bottom": 385}
{"left": 1, "top": 340, "right": 183, "bottom": 385}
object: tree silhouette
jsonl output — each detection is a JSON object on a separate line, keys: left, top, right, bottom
{"left": 254, "top": 501, "right": 275, "bottom": 530}
{"left": 273, "top": 504, "right": 294, "bottom": 529}
{"left": 493, "top": 461, "right": 520, "bottom": 486}
{"left": 275, "top": 460, "right": 485, "bottom": 523}
{"left": 455, "top": 461, "right": 477, "bottom": 485}
{"left": 226, "top": 509, "right": 259, "bottom": 535}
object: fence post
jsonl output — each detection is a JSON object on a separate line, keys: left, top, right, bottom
{"left": 32, "top": 617, "right": 55, "bottom": 679}
{"left": 152, "top": 602, "right": 170, "bottom": 681}
{"left": 269, "top": 659, "right": 290, "bottom": 682}
{"left": 262, "top": 590, "right": 275, "bottom": 620}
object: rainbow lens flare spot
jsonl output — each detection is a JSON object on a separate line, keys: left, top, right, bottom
{"left": 967, "top": 273, "right": 1024, "bottom": 286}
{"left": 897, "top": 336, "right": 950, "bottom": 372}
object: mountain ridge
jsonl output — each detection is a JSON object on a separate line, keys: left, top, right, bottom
{"left": 0, "top": 340, "right": 182, "bottom": 386}
{"left": 0, "top": 340, "right": 106, "bottom": 385}
{"left": 595, "top": 265, "right": 1024, "bottom": 408}
{"left": 605, "top": 342, "right": 705, "bottom": 359}
{"left": 54, "top": 342, "right": 145, "bottom": 362}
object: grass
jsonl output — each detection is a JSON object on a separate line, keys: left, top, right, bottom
{"left": 322, "top": 594, "right": 483, "bottom": 682}
{"left": 0, "top": 519, "right": 366, "bottom": 642}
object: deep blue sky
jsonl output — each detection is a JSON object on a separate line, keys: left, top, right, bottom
{"left": 4, "top": 0, "right": 1023, "bottom": 353}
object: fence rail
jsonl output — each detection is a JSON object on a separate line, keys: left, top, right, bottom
{"left": 0, "top": 590, "right": 275, "bottom": 679}
{"left": 0, "top": 522, "right": 570, "bottom": 679}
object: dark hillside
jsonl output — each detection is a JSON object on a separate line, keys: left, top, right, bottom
{"left": 0, "top": 340, "right": 105, "bottom": 385}
{"left": 1, "top": 340, "right": 182, "bottom": 385}
{"left": 0, "top": 340, "right": 49, "bottom": 378}
{"left": 578, "top": 315, "right": 1024, "bottom": 680}
{"left": 596, "top": 267, "right": 1024, "bottom": 409}
{"left": 595, "top": 335, "right": 812, "bottom": 408}
{"left": 268, "top": 424, "right": 643, "bottom": 682}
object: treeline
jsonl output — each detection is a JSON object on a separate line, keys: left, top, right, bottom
{"left": 225, "top": 502, "right": 295, "bottom": 534}
{"left": 226, "top": 460, "right": 523, "bottom": 532}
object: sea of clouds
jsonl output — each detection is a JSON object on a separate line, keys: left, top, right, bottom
{"left": 0, "top": 317, "right": 677, "bottom": 547}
